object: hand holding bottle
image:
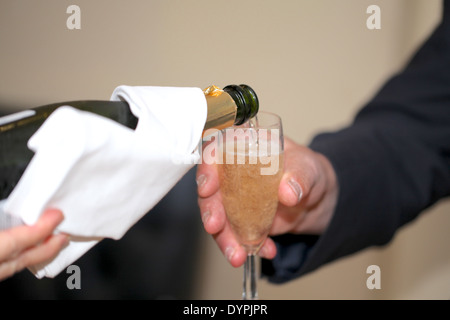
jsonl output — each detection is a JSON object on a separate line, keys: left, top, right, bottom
{"left": 196, "top": 137, "right": 339, "bottom": 267}
{"left": 0, "top": 209, "right": 68, "bottom": 281}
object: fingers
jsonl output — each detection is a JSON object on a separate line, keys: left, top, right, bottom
{"left": 198, "top": 188, "right": 246, "bottom": 267}
{"left": 271, "top": 138, "right": 338, "bottom": 235}
{"left": 198, "top": 190, "right": 226, "bottom": 235}
{"left": 0, "top": 209, "right": 68, "bottom": 281}
{"left": 209, "top": 221, "right": 277, "bottom": 266}
{"left": 196, "top": 161, "right": 220, "bottom": 199}
{"left": 17, "top": 233, "right": 68, "bottom": 268}
{"left": 197, "top": 169, "right": 244, "bottom": 267}
{"left": 278, "top": 138, "right": 318, "bottom": 207}
{"left": 197, "top": 162, "right": 270, "bottom": 267}
{"left": 0, "top": 209, "right": 64, "bottom": 260}
{"left": 197, "top": 163, "right": 247, "bottom": 267}
{"left": 197, "top": 176, "right": 277, "bottom": 266}
{"left": 196, "top": 138, "right": 284, "bottom": 266}
{"left": 258, "top": 237, "right": 277, "bottom": 260}
{"left": 0, "top": 233, "right": 68, "bottom": 281}
{"left": 212, "top": 223, "right": 247, "bottom": 268}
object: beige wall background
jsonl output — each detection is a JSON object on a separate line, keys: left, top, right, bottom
{"left": 1, "top": 0, "right": 449, "bottom": 299}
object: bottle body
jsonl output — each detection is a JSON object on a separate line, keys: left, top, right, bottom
{"left": 0, "top": 84, "right": 259, "bottom": 200}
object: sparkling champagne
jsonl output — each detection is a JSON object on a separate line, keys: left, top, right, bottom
{"left": 219, "top": 142, "right": 283, "bottom": 254}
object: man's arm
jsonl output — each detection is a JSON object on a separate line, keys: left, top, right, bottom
{"left": 262, "top": 2, "right": 450, "bottom": 283}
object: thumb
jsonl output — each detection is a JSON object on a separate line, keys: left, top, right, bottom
{"left": 277, "top": 139, "right": 318, "bottom": 207}
{"left": 279, "top": 175, "right": 303, "bottom": 207}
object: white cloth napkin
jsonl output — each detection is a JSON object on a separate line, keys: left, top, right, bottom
{"left": 3, "top": 85, "right": 207, "bottom": 278}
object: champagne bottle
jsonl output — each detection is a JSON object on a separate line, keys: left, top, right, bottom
{"left": 0, "top": 84, "right": 259, "bottom": 200}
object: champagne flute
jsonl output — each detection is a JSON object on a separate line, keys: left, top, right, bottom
{"left": 218, "top": 111, "right": 284, "bottom": 300}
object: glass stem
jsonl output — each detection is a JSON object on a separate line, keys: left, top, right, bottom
{"left": 243, "top": 253, "right": 258, "bottom": 300}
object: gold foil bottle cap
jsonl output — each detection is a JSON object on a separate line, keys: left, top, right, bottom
{"left": 203, "top": 85, "right": 237, "bottom": 133}
{"left": 203, "top": 85, "right": 224, "bottom": 97}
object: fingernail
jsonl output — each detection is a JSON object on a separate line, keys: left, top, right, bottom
{"left": 201, "top": 211, "right": 211, "bottom": 225}
{"left": 196, "top": 174, "right": 207, "bottom": 189}
{"left": 288, "top": 178, "right": 303, "bottom": 203}
{"left": 225, "top": 246, "right": 235, "bottom": 262}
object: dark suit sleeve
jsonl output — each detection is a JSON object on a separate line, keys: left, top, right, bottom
{"left": 262, "top": 2, "right": 450, "bottom": 283}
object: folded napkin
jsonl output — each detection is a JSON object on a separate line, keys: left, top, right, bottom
{"left": 3, "top": 85, "right": 207, "bottom": 278}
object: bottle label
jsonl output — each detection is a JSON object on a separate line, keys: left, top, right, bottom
{"left": 0, "top": 110, "right": 36, "bottom": 126}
